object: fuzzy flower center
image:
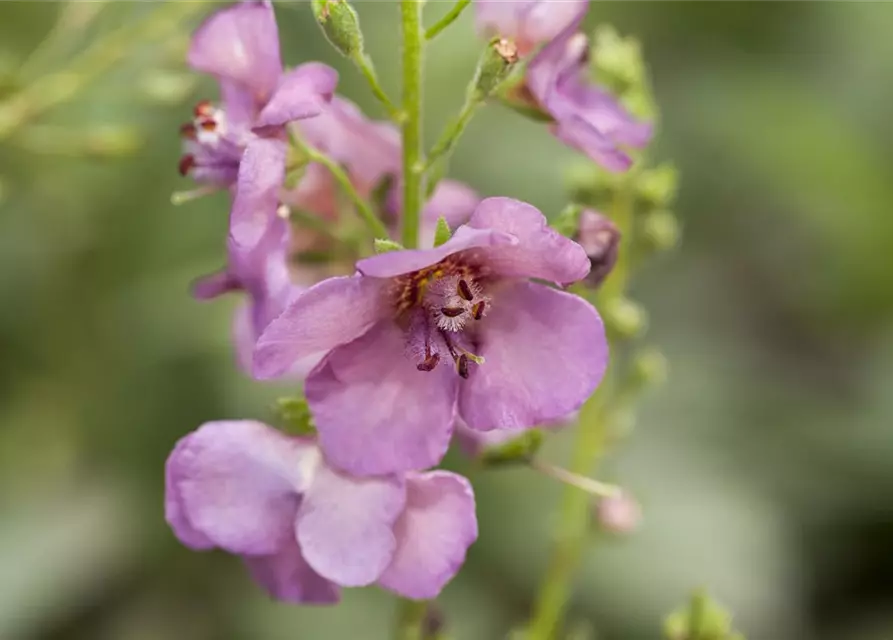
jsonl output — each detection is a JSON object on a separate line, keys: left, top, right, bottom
{"left": 178, "top": 100, "right": 230, "bottom": 176}
{"left": 396, "top": 257, "right": 491, "bottom": 379}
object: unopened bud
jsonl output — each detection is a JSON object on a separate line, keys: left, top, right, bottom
{"left": 637, "top": 163, "right": 679, "bottom": 209}
{"left": 631, "top": 347, "right": 668, "bottom": 391}
{"left": 594, "top": 490, "right": 641, "bottom": 535}
{"left": 374, "top": 238, "right": 404, "bottom": 254}
{"left": 312, "top": 0, "right": 364, "bottom": 58}
{"left": 565, "top": 159, "right": 617, "bottom": 204}
{"left": 603, "top": 296, "right": 647, "bottom": 340}
{"left": 576, "top": 209, "right": 620, "bottom": 288}
{"left": 641, "top": 209, "right": 680, "bottom": 254}
{"left": 664, "top": 591, "right": 742, "bottom": 640}
{"left": 591, "top": 25, "right": 645, "bottom": 96}
{"left": 274, "top": 397, "right": 316, "bottom": 437}
{"left": 472, "top": 37, "right": 519, "bottom": 100}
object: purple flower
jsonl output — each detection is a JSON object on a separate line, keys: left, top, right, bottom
{"left": 166, "top": 420, "right": 478, "bottom": 602}
{"left": 193, "top": 219, "right": 319, "bottom": 378}
{"left": 526, "top": 26, "right": 652, "bottom": 172}
{"left": 254, "top": 197, "right": 608, "bottom": 476}
{"left": 475, "top": 0, "right": 590, "bottom": 57}
{"left": 179, "top": 1, "right": 338, "bottom": 247}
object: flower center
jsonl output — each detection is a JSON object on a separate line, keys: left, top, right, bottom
{"left": 177, "top": 100, "right": 230, "bottom": 176}
{"left": 397, "top": 258, "right": 490, "bottom": 378}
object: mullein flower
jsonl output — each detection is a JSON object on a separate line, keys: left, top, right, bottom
{"left": 526, "top": 23, "right": 652, "bottom": 172}
{"left": 254, "top": 197, "right": 608, "bottom": 477}
{"left": 474, "top": 0, "right": 590, "bottom": 57}
{"left": 166, "top": 420, "right": 478, "bottom": 602}
{"left": 179, "top": 0, "right": 338, "bottom": 247}
{"left": 192, "top": 220, "right": 319, "bottom": 378}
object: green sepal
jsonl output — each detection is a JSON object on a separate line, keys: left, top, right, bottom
{"left": 433, "top": 216, "right": 452, "bottom": 247}
{"left": 274, "top": 397, "right": 316, "bottom": 437}
{"left": 552, "top": 203, "right": 584, "bottom": 238}
{"left": 311, "top": 0, "right": 364, "bottom": 58}
{"left": 636, "top": 162, "right": 679, "bottom": 210}
{"left": 374, "top": 238, "right": 404, "bottom": 254}
{"left": 480, "top": 430, "right": 544, "bottom": 467}
{"left": 664, "top": 590, "right": 744, "bottom": 640}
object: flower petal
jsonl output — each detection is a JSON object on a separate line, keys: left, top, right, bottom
{"left": 306, "top": 320, "right": 458, "bottom": 476}
{"left": 187, "top": 0, "right": 282, "bottom": 104}
{"left": 245, "top": 540, "right": 341, "bottom": 604}
{"left": 229, "top": 137, "right": 286, "bottom": 250}
{"left": 356, "top": 225, "right": 517, "bottom": 278}
{"left": 552, "top": 116, "right": 633, "bottom": 173}
{"left": 192, "top": 269, "right": 240, "bottom": 300}
{"left": 255, "top": 63, "right": 338, "bottom": 130}
{"left": 466, "top": 197, "right": 590, "bottom": 285}
{"left": 165, "top": 436, "right": 213, "bottom": 550}
{"left": 166, "top": 420, "right": 319, "bottom": 555}
{"left": 296, "top": 464, "right": 406, "bottom": 587}
{"left": 378, "top": 471, "right": 478, "bottom": 599}
{"left": 253, "top": 275, "right": 387, "bottom": 379}
{"left": 459, "top": 282, "right": 607, "bottom": 429}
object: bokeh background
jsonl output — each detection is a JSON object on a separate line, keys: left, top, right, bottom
{"left": 2, "top": 2, "right": 893, "bottom": 639}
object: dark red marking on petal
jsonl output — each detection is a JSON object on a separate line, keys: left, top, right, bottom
{"left": 178, "top": 154, "right": 196, "bottom": 176}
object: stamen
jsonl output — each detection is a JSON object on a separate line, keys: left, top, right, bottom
{"left": 457, "top": 279, "right": 474, "bottom": 301}
{"left": 457, "top": 354, "right": 469, "bottom": 379}
{"left": 178, "top": 154, "right": 196, "bottom": 176}
{"left": 179, "top": 122, "right": 197, "bottom": 140}
{"left": 193, "top": 100, "right": 213, "bottom": 118}
{"left": 440, "top": 306, "right": 465, "bottom": 318}
{"left": 417, "top": 352, "right": 440, "bottom": 372}
{"left": 471, "top": 301, "right": 486, "bottom": 320}
{"left": 198, "top": 118, "right": 217, "bottom": 132}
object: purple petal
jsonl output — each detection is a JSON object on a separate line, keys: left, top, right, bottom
{"left": 466, "top": 197, "right": 590, "bottom": 285}
{"left": 459, "top": 282, "right": 607, "bottom": 429}
{"left": 165, "top": 436, "right": 213, "bottom": 550}
{"left": 453, "top": 412, "right": 576, "bottom": 458}
{"left": 229, "top": 137, "right": 286, "bottom": 250}
{"left": 387, "top": 179, "right": 480, "bottom": 248}
{"left": 378, "top": 471, "right": 478, "bottom": 599}
{"left": 245, "top": 540, "right": 341, "bottom": 604}
{"left": 356, "top": 226, "right": 517, "bottom": 279}
{"left": 296, "top": 464, "right": 406, "bottom": 587}
{"left": 192, "top": 269, "right": 240, "bottom": 300}
{"left": 188, "top": 0, "right": 282, "bottom": 104}
{"left": 165, "top": 420, "right": 316, "bottom": 555}
{"left": 306, "top": 320, "right": 458, "bottom": 476}
{"left": 254, "top": 275, "right": 388, "bottom": 380}
{"left": 255, "top": 63, "right": 338, "bottom": 130}
{"left": 476, "top": 0, "right": 588, "bottom": 56}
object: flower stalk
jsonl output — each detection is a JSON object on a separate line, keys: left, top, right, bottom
{"left": 400, "top": 0, "right": 425, "bottom": 249}
{"left": 424, "top": 0, "right": 471, "bottom": 41}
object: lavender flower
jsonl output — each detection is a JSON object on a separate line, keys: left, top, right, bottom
{"left": 166, "top": 420, "right": 478, "bottom": 602}
{"left": 526, "top": 24, "right": 652, "bottom": 172}
{"left": 254, "top": 197, "right": 608, "bottom": 476}
{"left": 475, "top": 0, "right": 590, "bottom": 57}
{"left": 179, "top": 1, "right": 338, "bottom": 247}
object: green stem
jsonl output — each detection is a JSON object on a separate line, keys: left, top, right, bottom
{"left": 291, "top": 135, "right": 389, "bottom": 240}
{"left": 527, "top": 177, "right": 634, "bottom": 640}
{"left": 400, "top": 0, "right": 424, "bottom": 249}
{"left": 424, "top": 0, "right": 471, "bottom": 41}
{"left": 351, "top": 51, "right": 402, "bottom": 121}
{"left": 396, "top": 598, "right": 428, "bottom": 640}
{"left": 424, "top": 95, "right": 478, "bottom": 176}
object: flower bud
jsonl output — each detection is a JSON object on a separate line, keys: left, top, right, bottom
{"left": 374, "top": 238, "right": 404, "bottom": 254}
{"left": 641, "top": 209, "right": 680, "bottom": 254}
{"left": 575, "top": 209, "right": 620, "bottom": 288}
{"left": 274, "top": 397, "right": 316, "bottom": 436}
{"left": 636, "top": 163, "right": 679, "bottom": 209}
{"left": 630, "top": 347, "right": 668, "bottom": 391}
{"left": 311, "top": 0, "right": 364, "bottom": 58}
{"left": 564, "top": 159, "right": 616, "bottom": 204}
{"left": 594, "top": 490, "right": 641, "bottom": 535}
{"left": 664, "top": 591, "right": 742, "bottom": 640}
{"left": 603, "top": 296, "right": 647, "bottom": 340}
{"left": 590, "top": 25, "right": 645, "bottom": 97}
{"left": 472, "top": 37, "right": 519, "bottom": 100}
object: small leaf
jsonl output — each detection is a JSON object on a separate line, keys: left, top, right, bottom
{"left": 374, "top": 238, "right": 403, "bottom": 253}
{"left": 552, "top": 203, "right": 583, "bottom": 238}
{"left": 433, "top": 216, "right": 452, "bottom": 247}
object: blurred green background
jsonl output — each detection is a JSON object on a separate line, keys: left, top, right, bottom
{"left": 2, "top": 2, "right": 893, "bottom": 639}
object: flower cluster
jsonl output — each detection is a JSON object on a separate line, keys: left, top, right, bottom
{"left": 165, "top": 0, "right": 647, "bottom": 608}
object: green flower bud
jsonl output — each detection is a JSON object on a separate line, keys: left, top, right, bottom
{"left": 312, "top": 0, "right": 364, "bottom": 58}
{"left": 433, "top": 216, "right": 452, "bottom": 247}
{"left": 603, "top": 296, "right": 648, "bottom": 340}
{"left": 471, "top": 37, "right": 519, "bottom": 101}
{"left": 591, "top": 26, "right": 645, "bottom": 97}
{"left": 641, "top": 209, "right": 681, "bottom": 253}
{"left": 374, "top": 238, "right": 404, "bottom": 254}
{"left": 631, "top": 347, "right": 668, "bottom": 390}
{"left": 664, "top": 591, "right": 743, "bottom": 640}
{"left": 637, "top": 163, "right": 679, "bottom": 209}
{"left": 274, "top": 397, "right": 316, "bottom": 437}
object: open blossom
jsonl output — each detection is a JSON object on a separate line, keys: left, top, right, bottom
{"left": 179, "top": 0, "right": 337, "bottom": 247}
{"left": 526, "top": 23, "right": 652, "bottom": 172}
{"left": 192, "top": 219, "right": 318, "bottom": 378}
{"left": 254, "top": 197, "right": 608, "bottom": 477}
{"left": 166, "top": 420, "right": 477, "bottom": 602}
{"left": 475, "top": 0, "right": 590, "bottom": 57}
